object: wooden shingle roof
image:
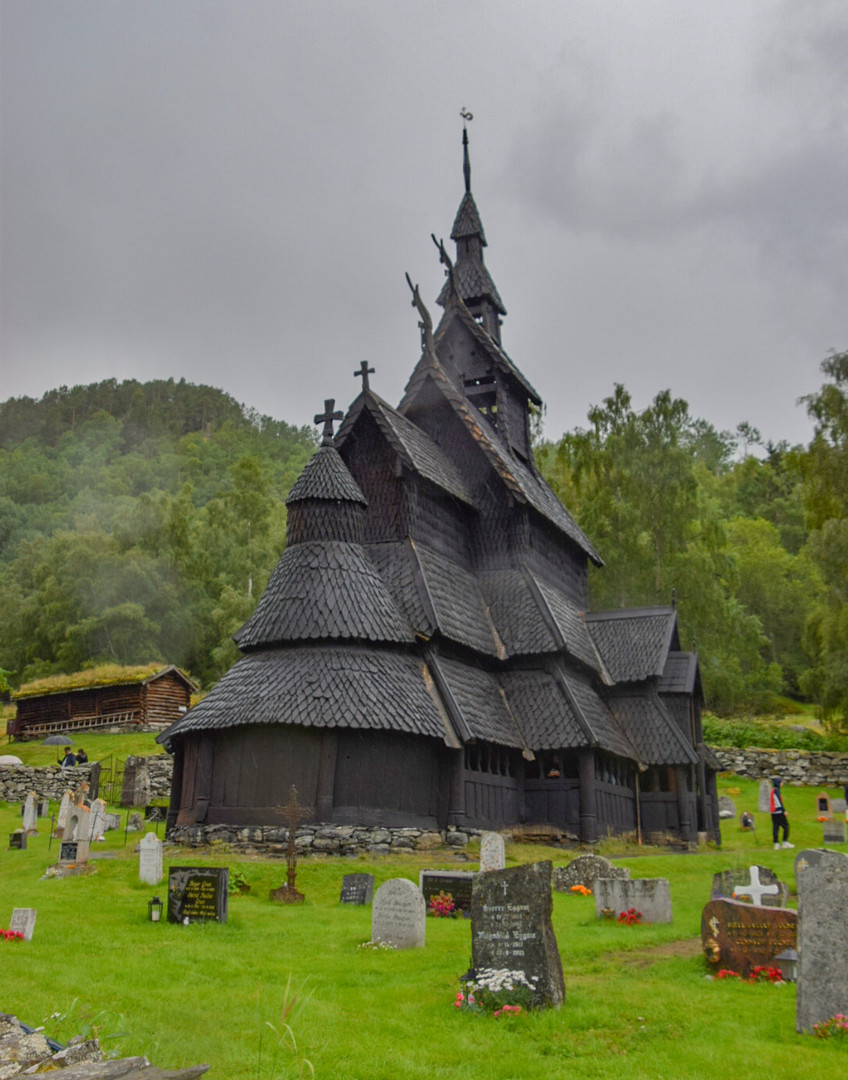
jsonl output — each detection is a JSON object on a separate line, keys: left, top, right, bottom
{"left": 585, "top": 608, "right": 678, "bottom": 683}
{"left": 234, "top": 541, "right": 413, "bottom": 649}
{"left": 606, "top": 689, "right": 698, "bottom": 766}
{"left": 429, "top": 653, "right": 527, "bottom": 749}
{"left": 286, "top": 445, "right": 366, "bottom": 505}
{"left": 160, "top": 645, "right": 458, "bottom": 746}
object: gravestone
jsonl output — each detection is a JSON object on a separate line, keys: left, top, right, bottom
{"left": 739, "top": 811, "right": 755, "bottom": 831}
{"left": 794, "top": 848, "right": 839, "bottom": 879}
{"left": 89, "top": 797, "right": 107, "bottom": 841}
{"left": 9, "top": 831, "right": 26, "bottom": 850}
{"left": 340, "top": 873, "right": 375, "bottom": 905}
{"left": 56, "top": 790, "right": 74, "bottom": 835}
{"left": 10, "top": 908, "right": 37, "bottom": 941}
{"left": 139, "top": 832, "right": 164, "bottom": 886}
{"left": 553, "top": 855, "right": 629, "bottom": 893}
{"left": 66, "top": 803, "right": 91, "bottom": 843}
{"left": 120, "top": 758, "right": 150, "bottom": 808}
{"left": 22, "top": 793, "right": 38, "bottom": 834}
{"left": 833, "top": 797, "right": 847, "bottom": 815}
{"left": 371, "top": 878, "right": 426, "bottom": 949}
{"left": 758, "top": 780, "right": 771, "bottom": 813}
{"left": 127, "top": 811, "right": 144, "bottom": 832}
{"left": 822, "top": 820, "right": 846, "bottom": 844}
{"left": 419, "top": 870, "right": 475, "bottom": 914}
{"left": 701, "top": 898, "right": 797, "bottom": 978}
{"left": 471, "top": 861, "right": 564, "bottom": 1008}
{"left": 718, "top": 796, "right": 736, "bottom": 819}
{"left": 168, "top": 867, "right": 229, "bottom": 924}
{"left": 816, "top": 792, "right": 832, "bottom": 817}
{"left": 59, "top": 839, "right": 88, "bottom": 866}
{"left": 711, "top": 865, "right": 788, "bottom": 908}
{"left": 37, "top": 799, "right": 50, "bottom": 818}
{"left": 479, "top": 832, "right": 506, "bottom": 872}
{"left": 594, "top": 878, "right": 672, "bottom": 924}
{"left": 145, "top": 805, "right": 167, "bottom": 822}
{"left": 796, "top": 849, "right": 848, "bottom": 1031}
{"left": 105, "top": 812, "right": 121, "bottom": 832}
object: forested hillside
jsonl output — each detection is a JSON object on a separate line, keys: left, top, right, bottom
{"left": 535, "top": 351, "right": 847, "bottom": 725}
{"left": 0, "top": 378, "right": 315, "bottom": 688}
{"left": 1, "top": 357, "right": 846, "bottom": 727}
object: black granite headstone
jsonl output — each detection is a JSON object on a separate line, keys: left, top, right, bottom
{"left": 340, "top": 873, "right": 375, "bottom": 905}
{"left": 168, "top": 867, "right": 229, "bottom": 924}
{"left": 145, "top": 805, "right": 167, "bottom": 822}
{"left": 471, "top": 861, "right": 564, "bottom": 1008}
{"left": 420, "top": 870, "right": 475, "bottom": 914}
{"left": 59, "top": 841, "right": 78, "bottom": 863}
{"left": 9, "top": 831, "right": 26, "bottom": 850}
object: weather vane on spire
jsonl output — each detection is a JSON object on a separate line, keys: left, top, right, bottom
{"left": 460, "top": 109, "right": 473, "bottom": 193}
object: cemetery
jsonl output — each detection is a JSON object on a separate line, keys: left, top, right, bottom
{"left": 2, "top": 773, "right": 848, "bottom": 1077}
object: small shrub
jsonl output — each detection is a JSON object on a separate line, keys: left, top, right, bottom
{"left": 813, "top": 1014, "right": 848, "bottom": 1039}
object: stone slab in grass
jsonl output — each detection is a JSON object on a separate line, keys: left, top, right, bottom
{"left": 797, "top": 849, "right": 848, "bottom": 1032}
{"left": 479, "top": 831, "right": 506, "bottom": 872}
{"left": 594, "top": 877, "right": 672, "bottom": 924}
{"left": 471, "top": 860, "right": 564, "bottom": 1008}
{"left": 701, "top": 898, "right": 796, "bottom": 978}
{"left": 372, "top": 878, "right": 425, "bottom": 948}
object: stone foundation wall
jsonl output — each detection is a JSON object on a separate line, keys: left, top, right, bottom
{"left": 169, "top": 822, "right": 476, "bottom": 856}
{"left": 712, "top": 748, "right": 848, "bottom": 787}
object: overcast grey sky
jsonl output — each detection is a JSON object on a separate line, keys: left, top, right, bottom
{"left": 2, "top": 0, "right": 845, "bottom": 448}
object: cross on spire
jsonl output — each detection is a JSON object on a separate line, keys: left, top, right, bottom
{"left": 354, "top": 361, "right": 375, "bottom": 392}
{"left": 460, "top": 108, "right": 473, "bottom": 194}
{"left": 314, "top": 398, "right": 344, "bottom": 446}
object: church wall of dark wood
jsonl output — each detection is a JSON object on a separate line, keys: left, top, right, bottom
{"left": 498, "top": 385, "right": 531, "bottom": 462}
{"left": 340, "top": 412, "right": 407, "bottom": 542}
{"left": 525, "top": 519, "right": 589, "bottom": 606}
{"left": 408, "top": 479, "right": 473, "bottom": 567}
{"left": 331, "top": 729, "right": 441, "bottom": 827}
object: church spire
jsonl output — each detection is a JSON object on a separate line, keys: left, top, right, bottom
{"left": 436, "top": 114, "right": 506, "bottom": 343}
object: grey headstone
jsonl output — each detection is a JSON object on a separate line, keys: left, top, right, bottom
{"left": 823, "top": 820, "right": 847, "bottom": 844}
{"left": 89, "top": 797, "right": 107, "bottom": 841}
{"left": 37, "top": 799, "right": 50, "bottom": 818}
{"left": 22, "top": 792, "right": 38, "bottom": 834}
{"left": 718, "top": 795, "right": 736, "bottom": 819}
{"left": 594, "top": 878, "right": 672, "bottom": 924}
{"left": 10, "top": 908, "right": 37, "bottom": 941}
{"left": 553, "top": 855, "right": 629, "bottom": 892}
{"left": 127, "top": 811, "right": 145, "bottom": 832}
{"left": 372, "top": 878, "right": 426, "bottom": 949}
{"left": 797, "top": 850, "right": 848, "bottom": 1031}
{"left": 139, "top": 832, "right": 164, "bottom": 886}
{"left": 104, "top": 812, "right": 121, "bottom": 831}
{"left": 168, "top": 866, "right": 229, "bottom": 924}
{"left": 56, "top": 790, "right": 74, "bottom": 833}
{"left": 710, "top": 865, "right": 788, "bottom": 907}
{"left": 479, "top": 832, "right": 506, "bottom": 872}
{"left": 758, "top": 780, "right": 771, "bottom": 813}
{"left": 419, "top": 870, "right": 475, "bottom": 914}
{"left": 471, "top": 861, "right": 564, "bottom": 1008}
{"left": 65, "top": 804, "right": 91, "bottom": 843}
{"left": 120, "top": 757, "right": 151, "bottom": 808}
{"left": 832, "top": 797, "right": 847, "bottom": 815}
{"left": 340, "top": 873, "right": 375, "bottom": 905}
{"left": 794, "top": 848, "right": 839, "bottom": 879}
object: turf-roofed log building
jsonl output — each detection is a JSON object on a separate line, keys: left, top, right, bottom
{"left": 160, "top": 129, "right": 721, "bottom": 846}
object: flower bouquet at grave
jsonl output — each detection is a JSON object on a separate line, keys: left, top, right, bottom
{"left": 813, "top": 1014, "right": 848, "bottom": 1040}
{"left": 466, "top": 968, "right": 537, "bottom": 1014}
{"left": 2, "top": 929, "right": 25, "bottom": 942}
{"left": 570, "top": 884, "right": 592, "bottom": 896}
{"left": 617, "top": 907, "right": 643, "bottom": 925}
{"left": 428, "top": 891, "right": 456, "bottom": 918}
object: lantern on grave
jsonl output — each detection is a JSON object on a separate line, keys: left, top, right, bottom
{"left": 773, "top": 948, "right": 798, "bottom": 983}
{"left": 459, "top": 960, "right": 477, "bottom": 1007}
{"left": 148, "top": 896, "right": 164, "bottom": 923}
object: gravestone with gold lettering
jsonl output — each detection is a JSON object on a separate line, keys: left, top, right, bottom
{"left": 168, "top": 867, "right": 229, "bottom": 924}
{"left": 701, "top": 898, "right": 796, "bottom": 977}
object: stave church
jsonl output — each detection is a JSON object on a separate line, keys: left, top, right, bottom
{"left": 160, "top": 127, "right": 721, "bottom": 846}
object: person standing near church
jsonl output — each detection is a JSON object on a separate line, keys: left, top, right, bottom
{"left": 770, "top": 776, "right": 794, "bottom": 850}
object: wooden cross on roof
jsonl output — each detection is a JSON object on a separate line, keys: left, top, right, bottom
{"left": 314, "top": 398, "right": 344, "bottom": 446}
{"left": 354, "top": 361, "right": 375, "bottom": 392}
{"left": 276, "top": 785, "right": 313, "bottom": 892}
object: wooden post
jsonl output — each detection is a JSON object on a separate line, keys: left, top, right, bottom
{"left": 448, "top": 748, "right": 465, "bottom": 827}
{"left": 578, "top": 749, "right": 598, "bottom": 842}
{"left": 675, "top": 766, "right": 694, "bottom": 841}
{"left": 316, "top": 730, "right": 338, "bottom": 821}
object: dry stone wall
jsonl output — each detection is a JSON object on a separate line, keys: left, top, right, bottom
{"left": 711, "top": 748, "right": 848, "bottom": 787}
{"left": 0, "top": 756, "right": 172, "bottom": 803}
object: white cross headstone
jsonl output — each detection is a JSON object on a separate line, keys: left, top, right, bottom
{"left": 732, "top": 866, "right": 780, "bottom": 906}
{"left": 139, "top": 832, "right": 164, "bottom": 886}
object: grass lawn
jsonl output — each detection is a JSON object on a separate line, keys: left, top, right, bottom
{"left": 2, "top": 775, "right": 846, "bottom": 1079}
{"left": 1, "top": 727, "right": 165, "bottom": 766}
